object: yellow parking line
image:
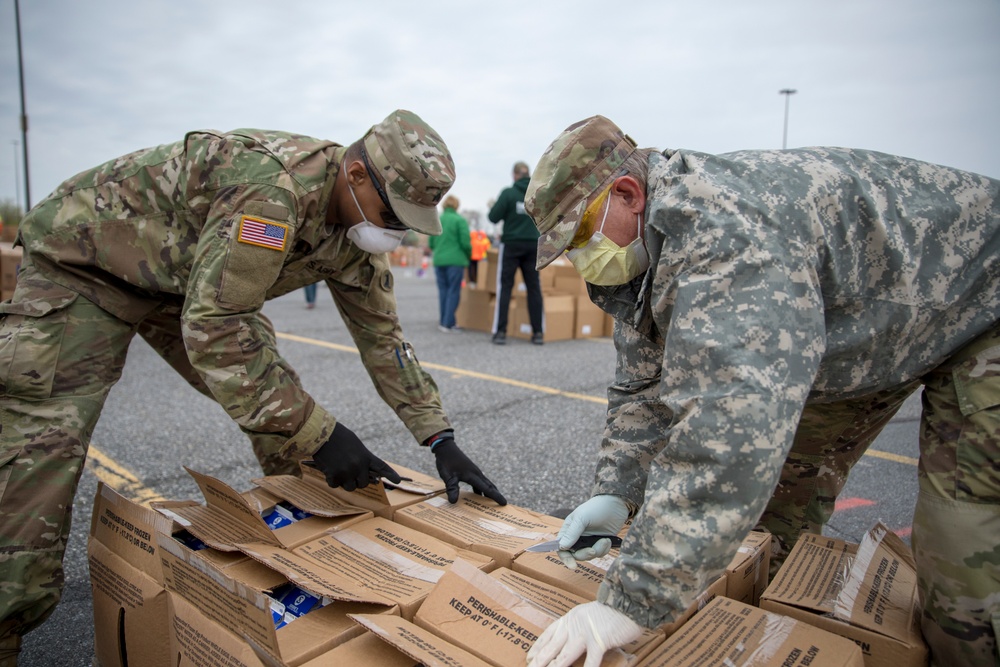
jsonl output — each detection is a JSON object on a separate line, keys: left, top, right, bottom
{"left": 87, "top": 444, "right": 166, "bottom": 505}
{"left": 85, "top": 331, "right": 919, "bottom": 503}
{"left": 275, "top": 332, "right": 607, "bottom": 404}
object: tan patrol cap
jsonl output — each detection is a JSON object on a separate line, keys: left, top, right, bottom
{"left": 363, "top": 109, "right": 456, "bottom": 235}
{"left": 525, "top": 115, "right": 637, "bottom": 268}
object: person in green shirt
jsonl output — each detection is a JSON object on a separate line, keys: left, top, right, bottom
{"left": 429, "top": 194, "right": 472, "bottom": 332}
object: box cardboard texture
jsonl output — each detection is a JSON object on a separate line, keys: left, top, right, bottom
{"left": 393, "top": 491, "right": 563, "bottom": 568}
{"left": 302, "top": 613, "right": 495, "bottom": 667}
{"left": 726, "top": 528, "right": 772, "bottom": 606}
{"left": 88, "top": 483, "right": 174, "bottom": 667}
{"left": 637, "top": 596, "right": 864, "bottom": 667}
{"left": 301, "top": 459, "right": 445, "bottom": 519}
{"left": 153, "top": 467, "right": 373, "bottom": 552}
{"left": 413, "top": 559, "right": 666, "bottom": 667}
{"left": 759, "top": 524, "right": 928, "bottom": 667}
{"left": 0, "top": 241, "right": 21, "bottom": 300}
{"left": 157, "top": 520, "right": 397, "bottom": 666}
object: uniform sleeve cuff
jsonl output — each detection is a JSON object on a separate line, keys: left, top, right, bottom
{"left": 278, "top": 404, "right": 337, "bottom": 460}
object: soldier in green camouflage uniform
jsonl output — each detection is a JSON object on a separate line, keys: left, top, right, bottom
{"left": 523, "top": 116, "right": 999, "bottom": 667}
{"left": 0, "top": 109, "right": 506, "bottom": 664}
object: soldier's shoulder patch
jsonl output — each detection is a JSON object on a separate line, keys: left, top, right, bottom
{"left": 237, "top": 216, "right": 288, "bottom": 251}
{"left": 380, "top": 269, "right": 394, "bottom": 291}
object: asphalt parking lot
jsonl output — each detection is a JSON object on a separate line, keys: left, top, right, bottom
{"left": 18, "top": 267, "right": 922, "bottom": 666}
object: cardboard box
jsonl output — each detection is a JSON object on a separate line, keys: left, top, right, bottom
{"left": 484, "top": 248, "right": 499, "bottom": 293}
{"left": 725, "top": 529, "right": 771, "bottom": 606}
{"left": 511, "top": 546, "right": 726, "bottom": 637}
{"left": 88, "top": 483, "right": 174, "bottom": 667}
{"left": 455, "top": 287, "right": 495, "bottom": 332}
{"left": 414, "top": 559, "right": 665, "bottom": 667}
{"left": 301, "top": 460, "right": 446, "bottom": 520}
{"left": 637, "top": 596, "right": 864, "bottom": 666}
{"left": 302, "top": 613, "right": 495, "bottom": 667}
{"left": 237, "top": 516, "right": 494, "bottom": 620}
{"left": 169, "top": 592, "right": 268, "bottom": 667}
{"left": 153, "top": 467, "right": 373, "bottom": 553}
{"left": 759, "top": 524, "right": 928, "bottom": 667}
{"left": 574, "top": 296, "right": 606, "bottom": 338}
{"left": 554, "top": 274, "right": 589, "bottom": 296}
{"left": 512, "top": 293, "right": 575, "bottom": 342}
{"left": 159, "top": 528, "right": 399, "bottom": 666}
{"left": 393, "top": 492, "right": 563, "bottom": 569}
{"left": 0, "top": 241, "right": 22, "bottom": 300}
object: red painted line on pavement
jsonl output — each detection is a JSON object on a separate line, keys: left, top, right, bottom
{"left": 834, "top": 497, "right": 876, "bottom": 511}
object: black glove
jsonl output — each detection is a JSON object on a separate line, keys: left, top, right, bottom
{"left": 429, "top": 434, "right": 507, "bottom": 506}
{"left": 311, "top": 422, "right": 401, "bottom": 492}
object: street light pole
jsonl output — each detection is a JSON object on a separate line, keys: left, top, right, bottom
{"left": 779, "top": 88, "right": 797, "bottom": 150}
{"left": 14, "top": 0, "right": 31, "bottom": 209}
{"left": 11, "top": 141, "right": 20, "bottom": 211}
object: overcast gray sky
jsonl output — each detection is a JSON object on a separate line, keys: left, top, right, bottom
{"left": 2, "top": 0, "right": 998, "bottom": 224}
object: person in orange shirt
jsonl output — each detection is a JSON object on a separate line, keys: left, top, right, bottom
{"left": 467, "top": 229, "right": 491, "bottom": 287}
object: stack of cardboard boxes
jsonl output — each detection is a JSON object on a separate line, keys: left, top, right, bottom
{"left": 89, "top": 463, "right": 927, "bottom": 667}
{"left": 455, "top": 248, "right": 613, "bottom": 342}
{"left": 0, "top": 241, "right": 21, "bottom": 301}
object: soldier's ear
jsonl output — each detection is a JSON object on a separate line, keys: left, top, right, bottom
{"left": 342, "top": 160, "right": 367, "bottom": 186}
{"left": 612, "top": 175, "right": 646, "bottom": 214}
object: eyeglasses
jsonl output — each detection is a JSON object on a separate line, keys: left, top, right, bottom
{"left": 360, "top": 146, "right": 408, "bottom": 231}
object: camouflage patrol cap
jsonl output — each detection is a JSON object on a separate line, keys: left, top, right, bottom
{"left": 363, "top": 109, "right": 456, "bottom": 235}
{"left": 525, "top": 115, "right": 637, "bottom": 268}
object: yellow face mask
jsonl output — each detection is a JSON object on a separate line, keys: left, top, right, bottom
{"left": 566, "top": 190, "right": 649, "bottom": 286}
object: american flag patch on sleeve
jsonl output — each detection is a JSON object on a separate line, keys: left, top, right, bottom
{"left": 237, "top": 216, "right": 289, "bottom": 251}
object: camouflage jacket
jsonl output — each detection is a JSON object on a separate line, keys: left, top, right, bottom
{"left": 18, "top": 129, "right": 450, "bottom": 459}
{"left": 588, "top": 148, "right": 1000, "bottom": 628}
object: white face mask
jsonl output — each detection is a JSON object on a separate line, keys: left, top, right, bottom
{"left": 566, "top": 195, "right": 649, "bottom": 286}
{"left": 344, "top": 179, "right": 406, "bottom": 254}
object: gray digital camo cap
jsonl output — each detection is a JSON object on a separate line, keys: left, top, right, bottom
{"left": 525, "top": 115, "right": 638, "bottom": 268}
{"left": 363, "top": 109, "right": 456, "bottom": 235}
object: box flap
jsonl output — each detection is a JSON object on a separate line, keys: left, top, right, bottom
{"left": 763, "top": 533, "right": 857, "bottom": 614}
{"left": 90, "top": 482, "right": 173, "bottom": 580}
{"left": 350, "top": 613, "right": 495, "bottom": 667}
{"left": 237, "top": 541, "right": 392, "bottom": 607}
{"left": 832, "top": 523, "right": 920, "bottom": 642}
{"left": 157, "top": 532, "right": 280, "bottom": 659}
{"left": 250, "top": 475, "right": 372, "bottom": 519}
{"left": 153, "top": 468, "right": 278, "bottom": 551}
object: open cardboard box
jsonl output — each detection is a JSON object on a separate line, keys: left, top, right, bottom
{"left": 158, "top": 526, "right": 397, "bottom": 667}
{"left": 302, "top": 614, "right": 494, "bottom": 667}
{"left": 152, "top": 467, "right": 373, "bottom": 553}
{"left": 759, "top": 524, "right": 928, "bottom": 667}
{"left": 301, "top": 459, "right": 445, "bottom": 519}
{"left": 392, "top": 491, "right": 563, "bottom": 568}
{"left": 512, "top": 527, "right": 769, "bottom": 608}
{"left": 636, "top": 596, "right": 865, "bottom": 666}
{"left": 88, "top": 483, "right": 175, "bottom": 667}
{"left": 411, "top": 559, "right": 666, "bottom": 667}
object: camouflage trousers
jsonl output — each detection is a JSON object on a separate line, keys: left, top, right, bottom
{"left": 756, "top": 322, "right": 1000, "bottom": 667}
{"left": 0, "top": 264, "right": 298, "bottom": 650}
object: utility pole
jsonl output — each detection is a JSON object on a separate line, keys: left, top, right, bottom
{"left": 779, "top": 89, "right": 797, "bottom": 150}
{"left": 14, "top": 0, "right": 31, "bottom": 209}
{"left": 11, "top": 141, "right": 20, "bottom": 210}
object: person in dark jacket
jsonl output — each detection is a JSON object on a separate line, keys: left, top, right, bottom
{"left": 488, "top": 162, "right": 544, "bottom": 345}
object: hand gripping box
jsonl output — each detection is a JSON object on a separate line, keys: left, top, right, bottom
{"left": 759, "top": 524, "right": 928, "bottom": 667}
{"left": 412, "top": 559, "right": 666, "bottom": 667}
{"left": 635, "top": 596, "right": 864, "bottom": 667}
{"left": 88, "top": 483, "right": 174, "bottom": 667}
{"left": 300, "top": 614, "right": 494, "bottom": 667}
{"left": 392, "top": 491, "right": 563, "bottom": 568}
{"left": 301, "top": 459, "right": 446, "bottom": 519}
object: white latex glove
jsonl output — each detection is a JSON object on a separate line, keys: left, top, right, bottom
{"left": 526, "top": 601, "right": 643, "bottom": 667}
{"left": 557, "top": 494, "right": 630, "bottom": 569}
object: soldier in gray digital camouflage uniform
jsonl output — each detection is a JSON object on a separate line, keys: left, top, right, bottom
{"left": 0, "top": 109, "right": 506, "bottom": 665}
{"left": 523, "top": 115, "right": 998, "bottom": 667}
